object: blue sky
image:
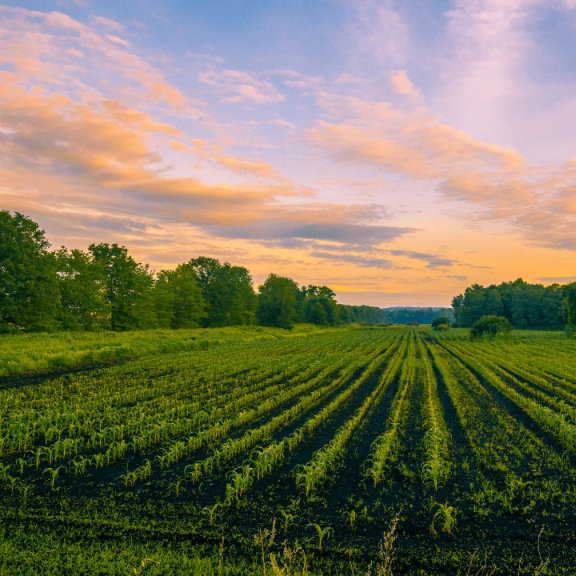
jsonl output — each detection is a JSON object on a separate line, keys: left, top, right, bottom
{"left": 1, "top": 0, "right": 576, "bottom": 305}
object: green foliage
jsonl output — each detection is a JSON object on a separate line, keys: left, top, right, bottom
{"left": 383, "top": 307, "right": 454, "bottom": 325}
{"left": 339, "top": 304, "right": 388, "bottom": 324}
{"left": 56, "top": 248, "right": 110, "bottom": 330}
{"left": 153, "top": 264, "right": 205, "bottom": 329}
{"left": 452, "top": 278, "right": 569, "bottom": 329}
{"left": 89, "top": 243, "right": 155, "bottom": 331}
{"left": 188, "top": 257, "right": 256, "bottom": 327}
{"left": 257, "top": 274, "right": 301, "bottom": 329}
{"left": 0, "top": 211, "right": 60, "bottom": 332}
{"left": 432, "top": 316, "right": 451, "bottom": 331}
{"left": 566, "top": 284, "right": 576, "bottom": 337}
{"left": 305, "top": 295, "right": 337, "bottom": 326}
{"left": 470, "top": 315, "right": 512, "bottom": 339}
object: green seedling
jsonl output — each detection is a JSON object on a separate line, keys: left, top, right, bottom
{"left": 431, "top": 502, "right": 458, "bottom": 535}
{"left": 342, "top": 509, "right": 357, "bottom": 528}
{"left": 168, "top": 478, "right": 186, "bottom": 497}
{"left": 277, "top": 509, "right": 298, "bottom": 533}
{"left": 203, "top": 502, "right": 220, "bottom": 526}
{"left": 307, "top": 523, "right": 333, "bottom": 551}
{"left": 43, "top": 466, "right": 63, "bottom": 491}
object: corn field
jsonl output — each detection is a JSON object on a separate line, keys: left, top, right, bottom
{"left": 1, "top": 326, "right": 575, "bottom": 575}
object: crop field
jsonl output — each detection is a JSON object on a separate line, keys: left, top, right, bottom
{"left": 1, "top": 327, "right": 576, "bottom": 575}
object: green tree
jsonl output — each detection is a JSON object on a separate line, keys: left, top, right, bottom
{"left": 257, "top": 274, "right": 300, "bottom": 329}
{"left": 56, "top": 248, "right": 110, "bottom": 330}
{"left": 89, "top": 243, "right": 155, "bottom": 331}
{"left": 484, "top": 289, "right": 504, "bottom": 317}
{"left": 307, "top": 299, "right": 329, "bottom": 325}
{"left": 566, "top": 284, "right": 576, "bottom": 337}
{"left": 188, "top": 257, "right": 256, "bottom": 327}
{"left": 153, "top": 264, "right": 205, "bottom": 329}
{"left": 0, "top": 211, "right": 60, "bottom": 332}
{"left": 337, "top": 304, "right": 352, "bottom": 324}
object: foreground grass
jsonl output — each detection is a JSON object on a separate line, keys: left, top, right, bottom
{"left": 0, "top": 324, "right": 329, "bottom": 377}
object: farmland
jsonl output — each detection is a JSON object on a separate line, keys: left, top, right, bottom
{"left": 1, "top": 327, "right": 576, "bottom": 575}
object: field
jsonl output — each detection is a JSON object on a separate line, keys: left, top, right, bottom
{"left": 1, "top": 327, "right": 576, "bottom": 575}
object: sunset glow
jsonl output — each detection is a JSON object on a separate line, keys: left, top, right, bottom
{"left": 1, "top": 1, "right": 575, "bottom": 306}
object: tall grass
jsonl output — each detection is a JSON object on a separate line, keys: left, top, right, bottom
{"left": 0, "top": 324, "right": 328, "bottom": 377}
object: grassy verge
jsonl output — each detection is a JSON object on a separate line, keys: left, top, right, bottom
{"left": 0, "top": 324, "right": 329, "bottom": 378}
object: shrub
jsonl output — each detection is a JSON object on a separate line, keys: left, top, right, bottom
{"left": 432, "top": 317, "right": 451, "bottom": 330}
{"left": 470, "top": 315, "right": 512, "bottom": 339}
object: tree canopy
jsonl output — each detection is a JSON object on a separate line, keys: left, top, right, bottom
{"left": 452, "top": 279, "right": 568, "bottom": 329}
{"left": 188, "top": 257, "right": 256, "bottom": 327}
{"left": 0, "top": 211, "right": 60, "bottom": 332}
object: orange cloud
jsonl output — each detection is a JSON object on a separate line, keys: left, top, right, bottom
{"left": 0, "top": 6, "right": 203, "bottom": 116}
{"left": 390, "top": 70, "right": 420, "bottom": 97}
{"left": 305, "top": 93, "right": 576, "bottom": 250}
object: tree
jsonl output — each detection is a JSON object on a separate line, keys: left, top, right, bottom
{"left": 153, "top": 265, "right": 205, "bottom": 329}
{"left": 0, "top": 211, "right": 60, "bottom": 332}
{"left": 452, "top": 278, "right": 569, "bottom": 330}
{"left": 337, "top": 304, "right": 352, "bottom": 324}
{"left": 470, "top": 315, "right": 512, "bottom": 339}
{"left": 188, "top": 257, "right": 256, "bottom": 327}
{"left": 432, "top": 316, "right": 451, "bottom": 331}
{"left": 306, "top": 299, "right": 329, "bottom": 326}
{"left": 302, "top": 285, "right": 338, "bottom": 326}
{"left": 257, "top": 274, "right": 300, "bottom": 329}
{"left": 56, "top": 248, "right": 110, "bottom": 330}
{"left": 89, "top": 243, "right": 155, "bottom": 331}
{"left": 566, "top": 284, "right": 576, "bottom": 337}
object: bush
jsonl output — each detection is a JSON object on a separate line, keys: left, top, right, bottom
{"left": 432, "top": 317, "right": 451, "bottom": 330}
{"left": 470, "top": 315, "right": 512, "bottom": 339}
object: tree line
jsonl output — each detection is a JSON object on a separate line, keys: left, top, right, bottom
{"left": 452, "top": 278, "right": 575, "bottom": 330}
{"left": 0, "top": 211, "right": 385, "bottom": 333}
{"left": 382, "top": 307, "right": 454, "bottom": 325}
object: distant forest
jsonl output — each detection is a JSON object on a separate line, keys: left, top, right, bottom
{"left": 381, "top": 308, "right": 454, "bottom": 325}
{"left": 0, "top": 211, "right": 384, "bottom": 332}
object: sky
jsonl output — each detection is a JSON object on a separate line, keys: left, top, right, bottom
{"left": 1, "top": 0, "right": 576, "bottom": 307}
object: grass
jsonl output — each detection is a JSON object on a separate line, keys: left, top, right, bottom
{"left": 0, "top": 324, "right": 329, "bottom": 378}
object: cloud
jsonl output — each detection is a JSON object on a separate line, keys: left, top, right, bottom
{"left": 106, "top": 35, "right": 129, "bottom": 46}
{"left": 389, "top": 250, "right": 457, "bottom": 269}
{"left": 198, "top": 68, "right": 284, "bottom": 104}
{"left": 91, "top": 16, "right": 124, "bottom": 32}
{"left": 188, "top": 141, "right": 285, "bottom": 180}
{"left": 307, "top": 91, "right": 576, "bottom": 252}
{"left": 0, "top": 74, "right": 412, "bottom": 262}
{"left": 309, "top": 252, "right": 395, "bottom": 269}
{"left": 390, "top": 70, "right": 420, "bottom": 97}
{"left": 349, "top": 0, "right": 410, "bottom": 65}
{"left": 0, "top": 6, "right": 202, "bottom": 115}
{"left": 204, "top": 220, "right": 415, "bottom": 249}
{"left": 446, "top": 275, "right": 468, "bottom": 281}
{"left": 267, "top": 118, "right": 296, "bottom": 129}
{"left": 535, "top": 276, "right": 576, "bottom": 284}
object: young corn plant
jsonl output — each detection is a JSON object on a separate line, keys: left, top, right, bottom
{"left": 202, "top": 503, "right": 220, "bottom": 526}
{"left": 43, "top": 466, "right": 63, "bottom": 491}
{"left": 431, "top": 502, "right": 458, "bottom": 535}
{"left": 306, "top": 524, "right": 333, "bottom": 551}
{"left": 168, "top": 478, "right": 186, "bottom": 497}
